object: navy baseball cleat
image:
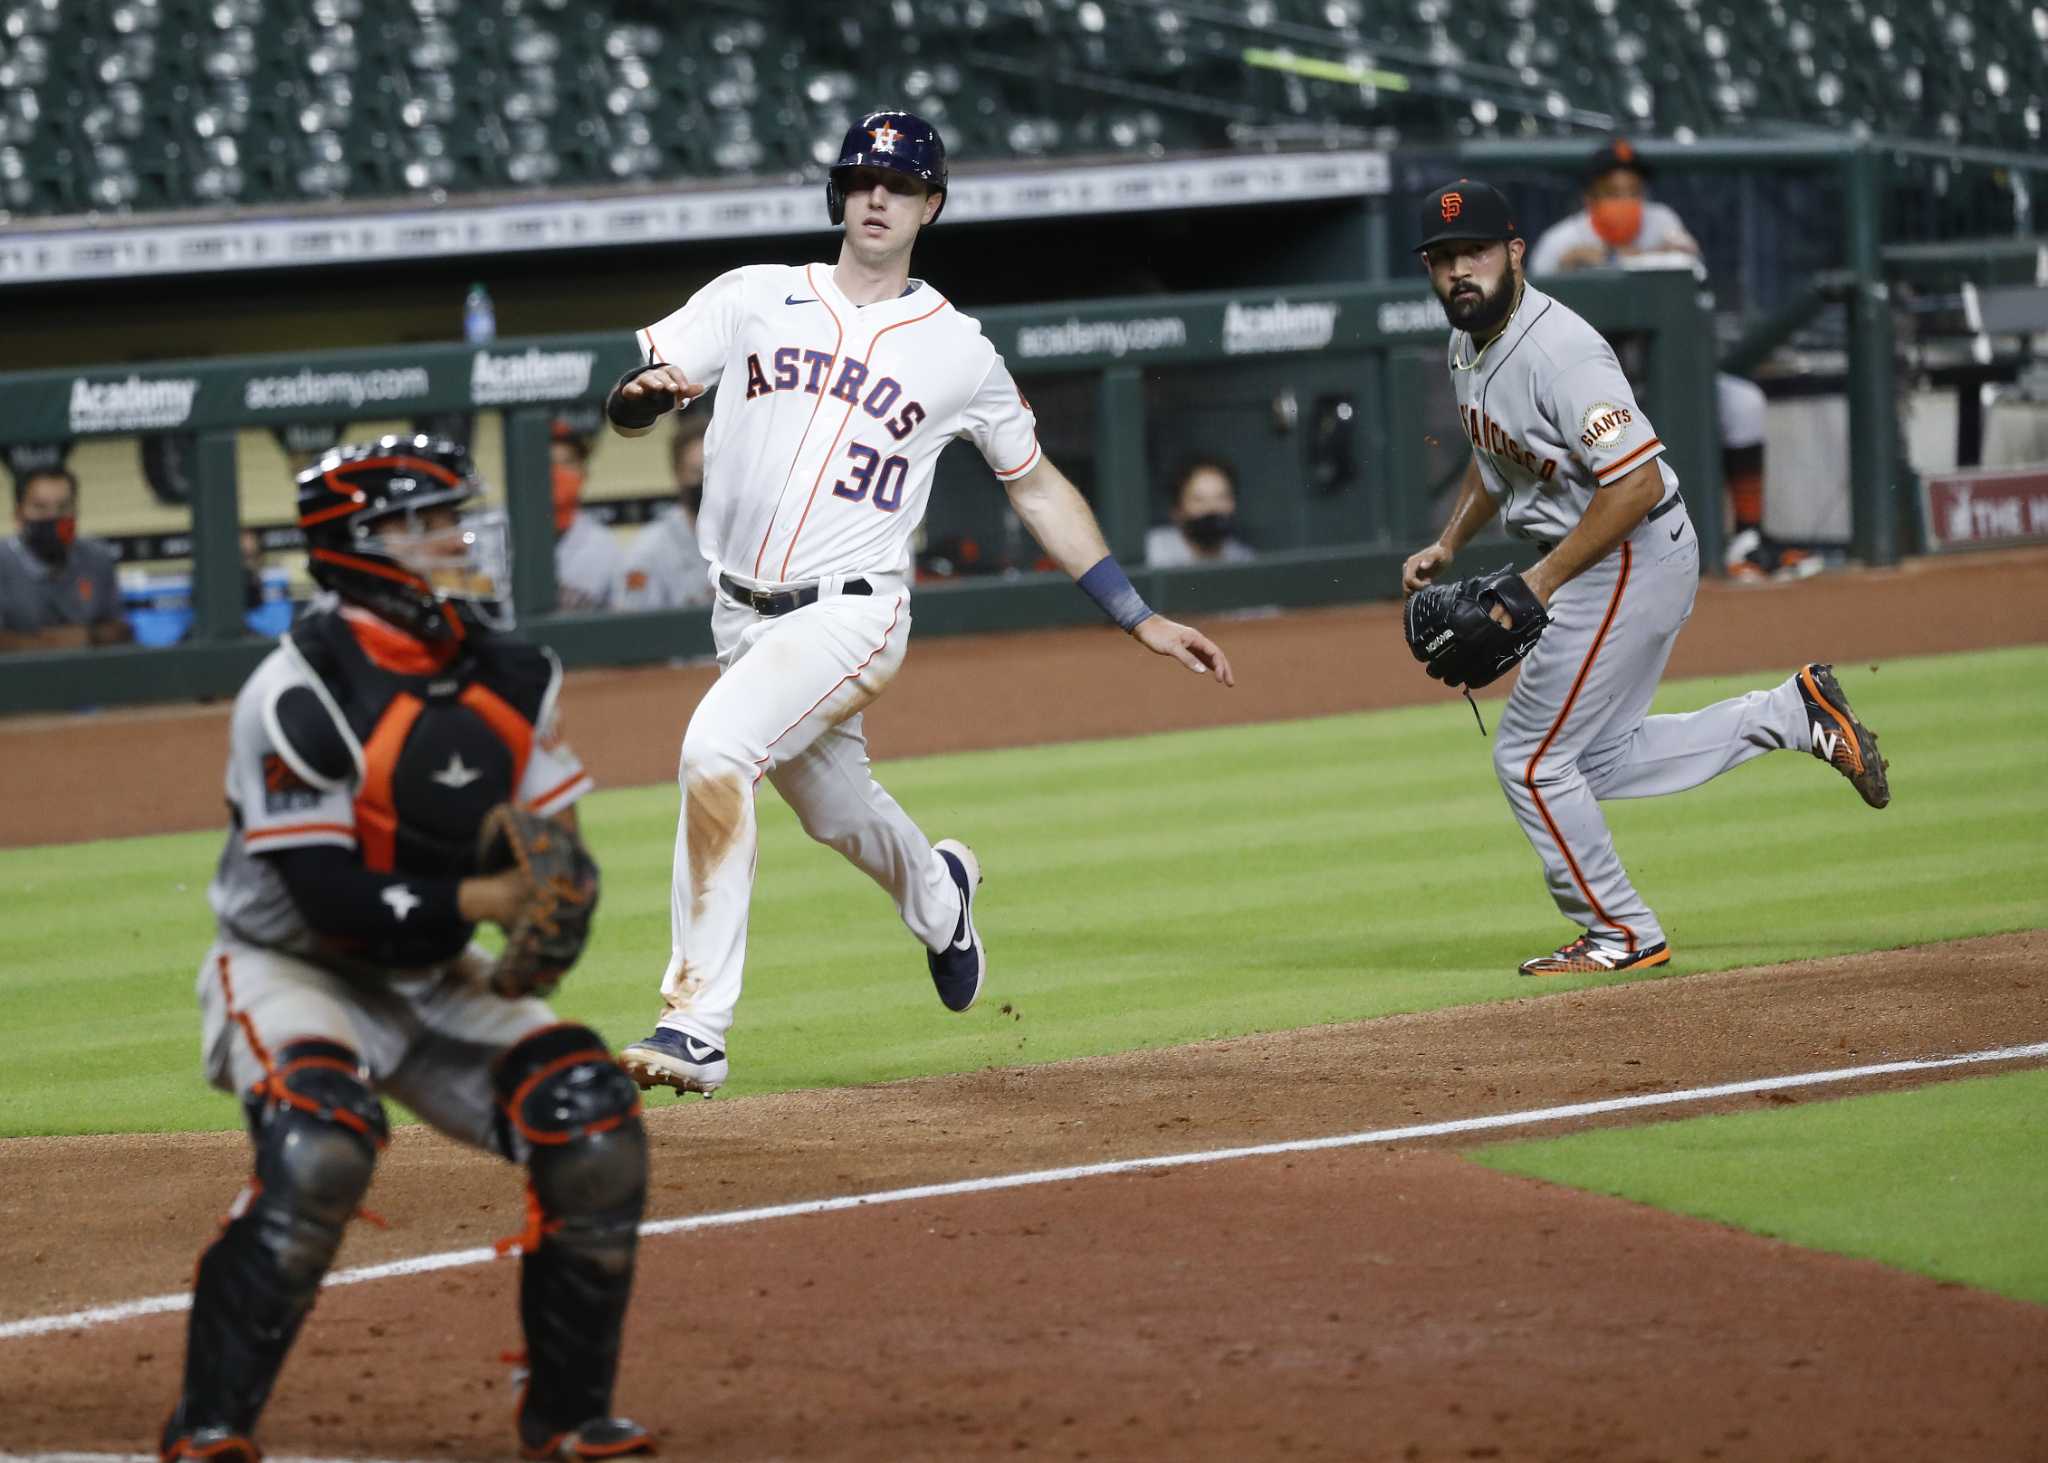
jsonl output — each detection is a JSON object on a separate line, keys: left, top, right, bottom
{"left": 1796, "top": 663, "right": 1890, "bottom": 809}
{"left": 518, "top": 1413, "right": 652, "bottom": 1461}
{"left": 927, "top": 839, "right": 985, "bottom": 1012}
{"left": 619, "top": 1027, "right": 727, "bottom": 1096}
{"left": 160, "top": 1424, "right": 261, "bottom": 1463}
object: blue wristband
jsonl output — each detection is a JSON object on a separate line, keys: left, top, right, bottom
{"left": 1076, "top": 554, "right": 1153, "bottom": 632}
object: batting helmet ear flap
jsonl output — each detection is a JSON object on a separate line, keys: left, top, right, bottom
{"left": 826, "top": 174, "right": 846, "bottom": 227}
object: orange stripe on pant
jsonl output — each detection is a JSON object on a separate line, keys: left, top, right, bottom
{"left": 1521, "top": 542, "right": 1637, "bottom": 952}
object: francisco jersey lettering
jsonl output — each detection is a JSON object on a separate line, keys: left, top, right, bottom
{"left": 1447, "top": 282, "right": 1678, "bottom": 545}
{"left": 638, "top": 262, "right": 1041, "bottom": 585}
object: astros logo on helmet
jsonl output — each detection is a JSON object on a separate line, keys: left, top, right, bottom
{"left": 1442, "top": 192, "right": 1464, "bottom": 221}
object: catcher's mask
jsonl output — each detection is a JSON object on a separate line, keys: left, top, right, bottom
{"left": 826, "top": 109, "right": 947, "bottom": 225}
{"left": 297, "top": 434, "right": 511, "bottom": 641}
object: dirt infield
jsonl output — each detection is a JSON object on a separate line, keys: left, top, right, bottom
{"left": 3, "top": 552, "right": 2046, "bottom": 1460}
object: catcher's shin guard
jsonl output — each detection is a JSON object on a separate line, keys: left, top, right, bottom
{"left": 494, "top": 1026, "right": 648, "bottom": 1441}
{"left": 166, "top": 1040, "right": 388, "bottom": 1450}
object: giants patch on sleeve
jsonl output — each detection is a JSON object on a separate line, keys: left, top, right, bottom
{"left": 1580, "top": 402, "right": 1634, "bottom": 449}
{"left": 262, "top": 753, "right": 323, "bottom": 813}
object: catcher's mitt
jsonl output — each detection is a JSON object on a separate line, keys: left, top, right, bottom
{"left": 474, "top": 804, "right": 600, "bottom": 999}
{"left": 1404, "top": 565, "right": 1550, "bottom": 691}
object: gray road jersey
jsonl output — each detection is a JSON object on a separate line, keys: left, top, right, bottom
{"left": 1525, "top": 202, "right": 1692, "bottom": 277}
{"left": 1448, "top": 282, "right": 1677, "bottom": 546}
{"left": 620, "top": 506, "right": 714, "bottom": 610}
{"left": 208, "top": 635, "right": 592, "bottom": 973}
{"left": 0, "top": 535, "right": 122, "bottom": 630}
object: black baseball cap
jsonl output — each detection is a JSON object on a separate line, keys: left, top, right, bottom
{"left": 1414, "top": 178, "right": 1519, "bottom": 253}
{"left": 1584, "top": 136, "right": 1653, "bottom": 184}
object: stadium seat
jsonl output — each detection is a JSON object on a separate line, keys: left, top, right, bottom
{"left": 0, "top": 0, "right": 2032, "bottom": 220}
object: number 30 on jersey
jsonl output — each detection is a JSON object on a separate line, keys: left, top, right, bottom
{"left": 832, "top": 443, "right": 909, "bottom": 512}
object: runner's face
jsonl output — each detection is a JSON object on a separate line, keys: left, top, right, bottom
{"left": 842, "top": 166, "right": 938, "bottom": 260}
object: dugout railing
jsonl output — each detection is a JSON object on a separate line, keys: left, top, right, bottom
{"left": 0, "top": 269, "right": 1715, "bottom": 715}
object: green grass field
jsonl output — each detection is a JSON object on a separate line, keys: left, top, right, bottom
{"left": 1476, "top": 1067, "right": 2048, "bottom": 1304}
{"left": 2, "top": 645, "right": 2044, "bottom": 1138}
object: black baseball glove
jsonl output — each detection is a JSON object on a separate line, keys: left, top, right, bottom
{"left": 1403, "top": 565, "right": 1550, "bottom": 691}
{"left": 474, "top": 804, "right": 600, "bottom": 999}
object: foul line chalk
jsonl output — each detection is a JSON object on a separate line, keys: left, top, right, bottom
{"left": 5, "top": 1039, "right": 2044, "bottom": 1346}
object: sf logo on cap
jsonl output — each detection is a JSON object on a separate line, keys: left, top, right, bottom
{"left": 1441, "top": 192, "right": 1464, "bottom": 221}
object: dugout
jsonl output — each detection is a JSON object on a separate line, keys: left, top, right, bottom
{"left": 0, "top": 269, "right": 1715, "bottom": 716}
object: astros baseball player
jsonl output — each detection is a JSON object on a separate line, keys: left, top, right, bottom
{"left": 606, "top": 110, "right": 1234, "bottom": 1095}
{"left": 1401, "top": 180, "right": 1890, "bottom": 976}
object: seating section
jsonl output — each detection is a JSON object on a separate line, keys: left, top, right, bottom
{"left": 0, "top": 0, "right": 2036, "bottom": 219}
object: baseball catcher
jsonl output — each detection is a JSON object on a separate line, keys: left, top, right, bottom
{"left": 1403, "top": 564, "right": 1549, "bottom": 691}
{"left": 162, "top": 436, "right": 649, "bottom": 1463}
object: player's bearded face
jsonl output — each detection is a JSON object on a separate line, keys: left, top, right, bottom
{"left": 1430, "top": 242, "right": 1521, "bottom": 335}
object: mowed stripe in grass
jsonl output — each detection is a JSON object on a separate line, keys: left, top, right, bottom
{"left": 1, "top": 646, "right": 2043, "bottom": 1133}
{"left": 1473, "top": 1067, "right": 2048, "bottom": 1305}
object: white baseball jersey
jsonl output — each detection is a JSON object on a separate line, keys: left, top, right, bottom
{"left": 1449, "top": 282, "right": 1678, "bottom": 546}
{"left": 637, "top": 263, "right": 1041, "bottom": 586}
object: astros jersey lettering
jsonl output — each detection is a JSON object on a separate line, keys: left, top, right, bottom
{"left": 638, "top": 262, "right": 1041, "bottom": 586}
{"left": 1447, "top": 281, "right": 1677, "bottom": 546}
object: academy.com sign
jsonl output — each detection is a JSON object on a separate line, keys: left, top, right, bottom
{"left": 470, "top": 347, "right": 597, "bottom": 405}
{"left": 1015, "top": 316, "right": 1188, "bottom": 360}
{"left": 1222, "top": 299, "right": 1340, "bottom": 355}
{"left": 244, "top": 365, "right": 432, "bottom": 413}
{"left": 68, "top": 375, "right": 200, "bottom": 432}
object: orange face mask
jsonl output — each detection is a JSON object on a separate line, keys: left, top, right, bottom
{"left": 1590, "top": 196, "right": 1644, "bottom": 248}
{"left": 551, "top": 464, "right": 584, "bottom": 534}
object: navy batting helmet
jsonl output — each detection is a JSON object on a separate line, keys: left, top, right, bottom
{"left": 826, "top": 110, "right": 947, "bottom": 225}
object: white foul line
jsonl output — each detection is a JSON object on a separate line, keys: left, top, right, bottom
{"left": 4, "top": 1039, "right": 2043, "bottom": 1348}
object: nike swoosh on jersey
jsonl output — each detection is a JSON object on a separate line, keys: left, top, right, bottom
{"left": 784, "top": 294, "right": 817, "bottom": 306}
{"left": 1669, "top": 525, "right": 1683, "bottom": 541}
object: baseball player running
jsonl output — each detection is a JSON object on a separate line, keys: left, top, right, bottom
{"left": 608, "top": 110, "right": 1234, "bottom": 1096}
{"left": 1401, "top": 180, "right": 1890, "bottom": 977}
{"left": 162, "top": 437, "right": 648, "bottom": 1463}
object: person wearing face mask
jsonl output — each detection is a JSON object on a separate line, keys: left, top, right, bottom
{"left": 1145, "top": 457, "right": 1257, "bottom": 568}
{"left": 619, "top": 407, "right": 715, "bottom": 610}
{"left": 0, "top": 466, "right": 133, "bottom": 652}
{"left": 549, "top": 422, "right": 626, "bottom": 612}
{"left": 1526, "top": 139, "right": 1788, "bottom": 581}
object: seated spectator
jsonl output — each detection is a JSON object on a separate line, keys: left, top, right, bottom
{"left": 1526, "top": 138, "right": 1793, "bottom": 579}
{"left": 1145, "top": 457, "right": 1256, "bottom": 568}
{"left": 620, "top": 410, "right": 714, "bottom": 610}
{"left": 551, "top": 421, "right": 625, "bottom": 611}
{"left": 0, "top": 466, "right": 133, "bottom": 651}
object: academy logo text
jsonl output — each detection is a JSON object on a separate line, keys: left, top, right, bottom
{"left": 1222, "top": 299, "right": 1340, "bottom": 355}
{"left": 244, "top": 366, "right": 432, "bottom": 413}
{"left": 1015, "top": 316, "right": 1188, "bottom": 361}
{"left": 470, "top": 348, "right": 597, "bottom": 405}
{"left": 68, "top": 375, "right": 200, "bottom": 433}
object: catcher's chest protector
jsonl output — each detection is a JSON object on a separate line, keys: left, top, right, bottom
{"left": 288, "top": 613, "right": 550, "bottom": 877}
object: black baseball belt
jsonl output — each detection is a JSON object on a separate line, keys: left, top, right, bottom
{"left": 1527, "top": 492, "right": 1684, "bottom": 553}
{"left": 719, "top": 572, "right": 872, "bottom": 617}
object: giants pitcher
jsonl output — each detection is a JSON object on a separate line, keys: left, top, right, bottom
{"left": 1402, "top": 180, "right": 1890, "bottom": 977}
